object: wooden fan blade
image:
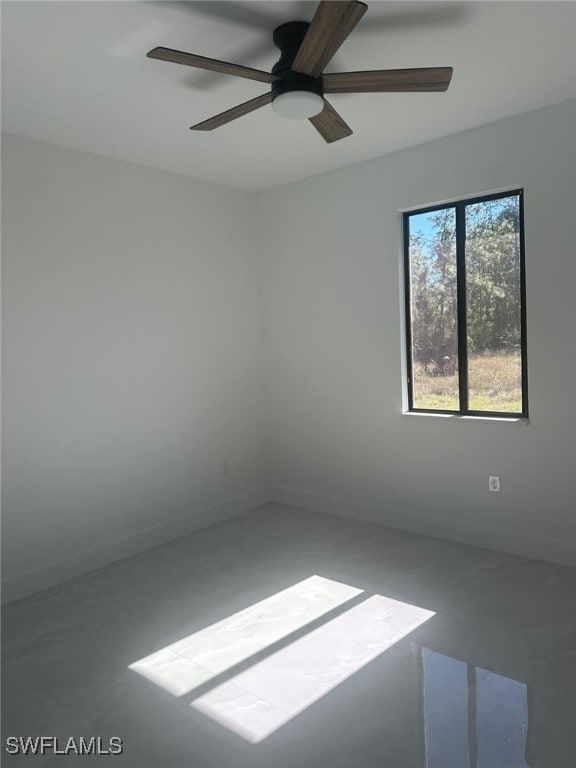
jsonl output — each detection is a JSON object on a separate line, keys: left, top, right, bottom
{"left": 323, "top": 67, "right": 453, "bottom": 93}
{"left": 147, "top": 47, "right": 278, "bottom": 84}
{"left": 292, "top": 1, "right": 368, "bottom": 78}
{"left": 309, "top": 99, "right": 353, "bottom": 143}
{"left": 190, "top": 92, "right": 273, "bottom": 131}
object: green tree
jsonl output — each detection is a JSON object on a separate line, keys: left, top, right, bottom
{"left": 409, "top": 208, "right": 457, "bottom": 375}
{"left": 409, "top": 198, "right": 520, "bottom": 372}
{"left": 465, "top": 199, "right": 521, "bottom": 355}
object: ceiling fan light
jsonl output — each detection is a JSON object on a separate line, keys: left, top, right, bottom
{"left": 272, "top": 90, "right": 324, "bottom": 119}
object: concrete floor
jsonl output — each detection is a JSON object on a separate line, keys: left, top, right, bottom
{"left": 2, "top": 503, "right": 575, "bottom": 767}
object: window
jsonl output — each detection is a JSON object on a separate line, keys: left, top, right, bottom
{"left": 403, "top": 190, "right": 527, "bottom": 417}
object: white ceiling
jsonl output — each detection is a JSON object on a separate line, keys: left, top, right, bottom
{"left": 2, "top": 1, "right": 575, "bottom": 190}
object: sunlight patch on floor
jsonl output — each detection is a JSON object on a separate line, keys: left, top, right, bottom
{"left": 190, "top": 594, "right": 434, "bottom": 742}
{"left": 129, "top": 576, "right": 434, "bottom": 743}
{"left": 129, "top": 575, "right": 362, "bottom": 697}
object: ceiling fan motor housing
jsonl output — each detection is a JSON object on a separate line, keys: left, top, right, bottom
{"left": 271, "top": 21, "right": 323, "bottom": 102}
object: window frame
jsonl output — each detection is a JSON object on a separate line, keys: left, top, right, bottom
{"left": 403, "top": 189, "right": 528, "bottom": 419}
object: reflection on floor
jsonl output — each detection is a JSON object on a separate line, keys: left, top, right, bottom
{"left": 2, "top": 503, "right": 575, "bottom": 767}
{"left": 421, "top": 647, "right": 528, "bottom": 768}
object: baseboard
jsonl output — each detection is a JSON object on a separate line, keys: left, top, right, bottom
{"left": 2, "top": 488, "right": 270, "bottom": 605}
{"left": 271, "top": 486, "right": 576, "bottom": 567}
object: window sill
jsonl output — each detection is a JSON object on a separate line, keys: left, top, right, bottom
{"left": 401, "top": 411, "right": 529, "bottom": 424}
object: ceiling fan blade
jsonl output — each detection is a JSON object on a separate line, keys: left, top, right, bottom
{"left": 147, "top": 47, "right": 278, "bottom": 84}
{"left": 190, "top": 92, "right": 273, "bottom": 131}
{"left": 309, "top": 99, "right": 353, "bottom": 143}
{"left": 323, "top": 67, "right": 453, "bottom": 93}
{"left": 292, "top": 0, "right": 368, "bottom": 78}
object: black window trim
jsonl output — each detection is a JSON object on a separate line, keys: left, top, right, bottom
{"left": 403, "top": 189, "right": 528, "bottom": 419}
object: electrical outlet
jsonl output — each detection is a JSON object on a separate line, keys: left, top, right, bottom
{"left": 489, "top": 475, "right": 501, "bottom": 493}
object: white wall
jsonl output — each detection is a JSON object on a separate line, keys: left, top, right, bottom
{"left": 2, "top": 134, "right": 267, "bottom": 601}
{"left": 3, "top": 101, "right": 574, "bottom": 605}
{"left": 260, "top": 100, "right": 576, "bottom": 566}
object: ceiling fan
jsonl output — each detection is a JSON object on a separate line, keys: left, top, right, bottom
{"left": 147, "top": 0, "right": 453, "bottom": 143}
